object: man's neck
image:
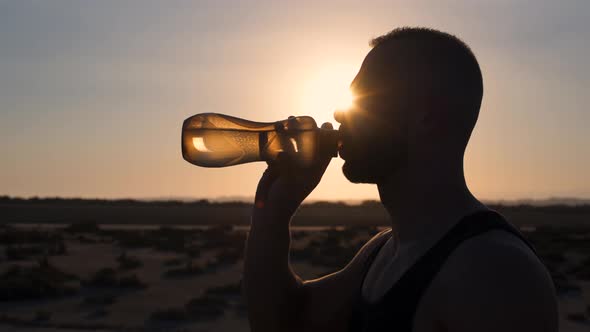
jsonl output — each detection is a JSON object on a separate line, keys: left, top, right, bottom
{"left": 377, "top": 159, "right": 486, "bottom": 246}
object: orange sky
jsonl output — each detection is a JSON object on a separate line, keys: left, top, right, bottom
{"left": 0, "top": 1, "right": 588, "bottom": 201}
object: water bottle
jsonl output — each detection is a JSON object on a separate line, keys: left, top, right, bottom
{"left": 181, "top": 113, "right": 340, "bottom": 167}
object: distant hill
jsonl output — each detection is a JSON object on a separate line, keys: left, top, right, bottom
{"left": 1, "top": 196, "right": 589, "bottom": 228}
{"left": 4, "top": 195, "right": 589, "bottom": 207}
{"left": 488, "top": 197, "right": 590, "bottom": 206}
{"left": 142, "top": 197, "right": 590, "bottom": 207}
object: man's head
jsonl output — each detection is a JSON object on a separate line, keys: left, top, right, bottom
{"left": 336, "top": 27, "right": 483, "bottom": 184}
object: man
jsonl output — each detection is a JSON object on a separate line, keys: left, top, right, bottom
{"left": 243, "top": 27, "right": 558, "bottom": 332}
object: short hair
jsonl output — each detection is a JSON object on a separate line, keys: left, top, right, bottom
{"left": 369, "top": 27, "right": 483, "bottom": 144}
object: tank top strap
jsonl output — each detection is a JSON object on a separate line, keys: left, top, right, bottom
{"left": 374, "top": 210, "right": 537, "bottom": 326}
{"left": 351, "top": 210, "right": 538, "bottom": 332}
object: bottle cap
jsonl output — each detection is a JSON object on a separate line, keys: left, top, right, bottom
{"left": 318, "top": 129, "right": 341, "bottom": 158}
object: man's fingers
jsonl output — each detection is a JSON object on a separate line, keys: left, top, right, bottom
{"left": 334, "top": 110, "right": 346, "bottom": 124}
{"left": 256, "top": 118, "right": 334, "bottom": 208}
{"left": 321, "top": 122, "right": 334, "bottom": 130}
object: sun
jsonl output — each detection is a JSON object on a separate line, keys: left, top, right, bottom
{"left": 299, "top": 64, "right": 357, "bottom": 124}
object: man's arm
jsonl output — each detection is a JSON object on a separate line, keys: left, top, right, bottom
{"left": 299, "top": 230, "right": 390, "bottom": 330}
{"left": 245, "top": 212, "right": 388, "bottom": 332}
{"left": 242, "top": 120, "right": 341, "bottom": 332}
{"left": 243, "top": 119, "right": 387, "bottom": 331}
{"left": 244, "top": 210, "right": 301, "bottom": 332}
{"left": 437, "top": 232, "right": 558, "bottom": 332}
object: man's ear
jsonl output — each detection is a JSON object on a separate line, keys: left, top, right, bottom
{"left": 419, "top": 95, "right": 448, "bottom": 129}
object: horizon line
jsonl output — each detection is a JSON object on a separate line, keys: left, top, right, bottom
{"left": 2, "top": 195, "right": 590, "bottom": 206}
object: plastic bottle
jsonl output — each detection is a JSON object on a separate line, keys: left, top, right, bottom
{"left": 181, "top": 113, "right": 340, "bottom": 167}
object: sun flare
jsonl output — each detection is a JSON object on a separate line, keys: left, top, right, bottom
{"left": 299, "top": 64, "right": 357, "bottom": 123}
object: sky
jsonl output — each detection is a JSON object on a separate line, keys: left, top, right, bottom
{"left": 0, "top": 0, "right": 588, "bottom": 202}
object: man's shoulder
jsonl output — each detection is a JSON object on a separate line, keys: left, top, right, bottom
{"left": 430, "top": 228, "right": 558, "bottom": 332}
{"left": 437, "top": 227, "right": 553, "bottom": 294}
{"left": 443, "top": 227, "right": 545, "bottom": 279}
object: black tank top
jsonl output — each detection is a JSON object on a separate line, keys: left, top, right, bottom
{"left": 349, "top": 210, "right": 538, "bottom": 332}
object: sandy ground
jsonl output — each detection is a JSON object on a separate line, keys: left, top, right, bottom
{"left": 558, "top": 281, "right": 590, "bottom": 332}
{"left": 0, "top": 228, "right": 331, "bottom": 332}
{"left": 0, "top": 226, "right": 588, "bottom": 332}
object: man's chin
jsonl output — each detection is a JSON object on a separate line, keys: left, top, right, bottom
{"left": 342, "top": 161, "right": 380, "bottom": 184}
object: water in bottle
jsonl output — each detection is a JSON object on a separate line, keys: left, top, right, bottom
{"left": 181, "top": 113, "right": 339, "bottom": 167}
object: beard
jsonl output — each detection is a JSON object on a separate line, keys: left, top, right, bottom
{"left": 341, "top": 140, "right": 406, "bottom": 184}
{"left": 338, "top": 116, "right": 408, "bottom": 184}
{"left": 343, "top": 161, "right": 383, "bottom": 184}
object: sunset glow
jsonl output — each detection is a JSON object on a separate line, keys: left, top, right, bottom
{"left": 299, "top": 65, "right": 358, "bottom": 121}
{"left": 0, "top": 1, "right": 588, "bottom": 201}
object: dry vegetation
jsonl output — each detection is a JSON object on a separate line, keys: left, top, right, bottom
{"left": 0, "top": 198, "right": 589, "bottom": 331}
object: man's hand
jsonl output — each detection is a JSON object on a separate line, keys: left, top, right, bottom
{"left": 253, "top": 119, "right": 334, "bottom": 220}
{"left": 245, "top": 118, "right": 335, "bottom": 331}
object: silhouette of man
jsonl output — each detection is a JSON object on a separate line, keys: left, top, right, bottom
{"left": 244, "top": 27, "right": 558, "bottom": 332}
